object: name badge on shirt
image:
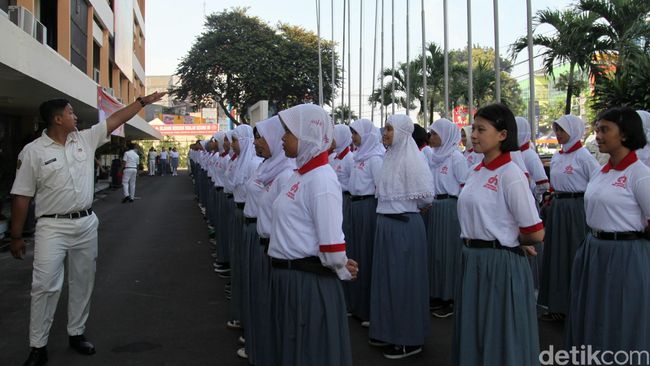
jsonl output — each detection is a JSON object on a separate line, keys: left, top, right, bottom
{"left": 43, "top": 158, "right": 57, "bottom": 165}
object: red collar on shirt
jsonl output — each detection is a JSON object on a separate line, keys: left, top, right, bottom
{"left": 474, "top": 152, "right": 512, "bottom": 171}
{"left": 467, "top": 148, "right": 474, "bottom": 153}
{"left": 559, "top": 141, "right": 582, "bottom": 154}
{"left": 520, "top": 142, "right": 530, "bottom": 151}
{"left": 230, "top": 154, "right": 238, "bottom": 161}
{"left": 419, "top": 145, "right": 426, "bottom": 151}
{"left": 220, "top": 152, "right": 228, "bottom": 157}
{"left": 601, "top": 150, "right": 638, "bottom": 173}
{"left": 335, "top": 147, "right": 350, "bottom": 160}
{"left": 297, "top": 151, "right": 329, "bottom": 175}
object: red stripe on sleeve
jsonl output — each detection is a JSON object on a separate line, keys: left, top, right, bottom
{"left": 520, "top": 222, "right": 544, "bottom": 234}
{"left": 319, "top": 243, "right": 346, "bottom": 253}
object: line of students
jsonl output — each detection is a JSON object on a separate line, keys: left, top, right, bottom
{"left": 188, "top": 103, "right": 649, "bottom": 365}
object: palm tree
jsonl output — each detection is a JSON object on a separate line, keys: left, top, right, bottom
{"left": 510, "top": 9, "right": 603, "bottom": 115}
{"left": 332, "top": 105, "right": 358, "bottom": 124}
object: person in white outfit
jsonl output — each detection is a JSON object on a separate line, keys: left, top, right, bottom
{"left": 9, "top": 91, "right": 165, "bottom": 366}
{"left": 147, "top": 147, "right": 157, "bottom": 176}
{"left": 122, "top": 143, "right": 139, "bottom": 203}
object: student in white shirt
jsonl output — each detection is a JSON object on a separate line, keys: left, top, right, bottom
{"left": 538, "top": 115, "right": 599, "bottom": 322}
{"left": 368, "top": 114, "right": 434, "bottom": 359}
{"left": 461, "top": 125, "right": 483, "bottom": 167}
{"left": 636, "top": 110, "right": 650, "bottom": 166}
{"left": 147, "top": 147, "right": 157, "bottom": 176}
{"left": 567, "top": 107, "right": 650, "bottom": 354}
{"left": 159, "top": 147, "right": 169, "bottom": 176}
{"left": 121, "top": 143, "right": 140, "bottom": 203}
{"left": 426, "top": 119, "right": 469, "bottom": 319}
{"left": 516, "top": 117, "right": 550, "bottom": 200}
{"left": 347, "top": 118, "right": 384, "bottom": 326}
{"left": 214, "top": 133, "right": 233, "bottom": 276}
{"left": 244, "top": 116, "right": 295, "bottom": 364}
{"left": 454, "top": 103, "right": 544, "bottom": 366}
{"left": 268, "top": 104, "right": 358, "bottom": 366}
{"left": 170, "top": 147, "right": 180, "bottom": 176}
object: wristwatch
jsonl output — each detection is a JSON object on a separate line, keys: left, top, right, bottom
{"left": 136, "top": 97, "right": 147, "bottom": 107}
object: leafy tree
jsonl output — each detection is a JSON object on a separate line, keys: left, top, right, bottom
{"left": 332, "top": 105, "right": 358, "bottom": 124}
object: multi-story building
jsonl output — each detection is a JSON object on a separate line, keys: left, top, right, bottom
{"left": 0, "top": 0, "right": 161, "bottom": 198}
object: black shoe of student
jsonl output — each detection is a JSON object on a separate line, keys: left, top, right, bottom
{"left": 128, "top": 198, "right": 134, "bottom": 203}
{"left": 122, "top": 197, "right": 129, "bottom": 203}
{"left": 23, "top": 347, "right": 48, "bottom": 366}
{"left": 69, "top": 335, "right": 96, "bottom": 355}
{"left": 382, "top": 344, "right": 423, "bottom": 359}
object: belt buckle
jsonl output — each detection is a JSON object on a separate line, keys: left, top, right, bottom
{"left": 490, "top": 241, "right": 498, "bottom": 249}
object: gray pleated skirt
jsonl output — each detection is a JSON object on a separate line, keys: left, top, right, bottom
{"left": 538, "top": 197, "right": 589, "bottom": 314}
{"left": 347, "top": 197, "right": 377, "bottom": 321}
{"left": 566, "top": 234, "right": 650, "bottom": 353}
{"left": 241, "top": 221, "right": 257, "bottom": 363}
{"left": 206, "top": 184, "right": 215, "bottom": 227}
{"left": 270, "top": 268, "right": 352, "bottom": 366}
{"left": 369, "top": 213, "right": 430, "bottom": 346}
{"left": 427, "top": 197, "right": 463, "bottom": 301}
{"left": 216, "top": 193, "right": 231, "bottom": 264}
{"left": 453, "top": 245, "right": 540, "bottom": 366}
{"left": 229, "top": 202, "right": 243, "bottom": 321}
{"left": 249, "top": 238, "right": 274, "bottom": 366}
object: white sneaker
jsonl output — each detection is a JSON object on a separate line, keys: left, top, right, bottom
{"left": 236, "top": 347, "right": 248, "bottom": 359}
{"left": 361, "top": 321, "right": 370, "bottom": 328}
{"left": 238, "top": 336, "right": 245, "bottom": 345}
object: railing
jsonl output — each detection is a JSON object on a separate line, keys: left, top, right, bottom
{"left": 7, "top": 5, "right": 47, "bottom": 45}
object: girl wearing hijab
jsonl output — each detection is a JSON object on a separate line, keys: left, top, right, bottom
{"left": 461, "top": 125, "right": 483, "bottom": 167}
{"left": 226, "top": 125, "right": 262, "bottom": 340}
{"left": 246, "top": 116, "right": 296, "bottom": 365}
{"left": 454, "top": 103, "right": 544, "bottom": 366}
{"left": 567, "top": 107, "right": 650, "bottom": 354}
{"left": 636, "top": 110, "right": 650, "bottom": 166}
{"left": 516, "top": 117, "right": 550, "bottom": 201}
{"left": 269, "top": 104, "right": 358, "bottom": 366}
{"left": 538, "top": 115, "right": 599, "bottom": 322}
{"left": 213, "top": 133, "right": 232, "bottom": 276}
{"left": 347, "top": 118, "right": 385, "bottom": 327}
{"left": 427, "top": 119, "right": 469, "bottom": 319}
{"left": 368, "top": 114, "right": 434, "bottom": 359}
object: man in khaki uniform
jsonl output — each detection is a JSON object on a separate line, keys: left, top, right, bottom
{"left": 10, "top": 91, "right": 165, "bottom": 366}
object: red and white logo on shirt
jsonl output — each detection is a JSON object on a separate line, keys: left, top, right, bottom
{"left": 483, "top": 175, "right": 499, "bottom": 192}
{"left": 612, "top": 175, "right": 628, "bottom": 189}
{"left": 564, "top": 165, "right": 574, "bottom": 175}
{"left": 286, "top": 182, "right": 300, "bottom": 199}
{"left": 440, "top": 166, "right": 448, "bottom": 175}
{"left": 356, "top": 161, "right": 366, "bottom": 171}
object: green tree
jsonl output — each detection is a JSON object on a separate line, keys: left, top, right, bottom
{"left": 172, "top": 8, "right": 340, "bottom": 124}
{"left": 332, "top": 105, "right": 358, "bottom": 124}
{"left": 510, "top": 8, "right": 603, "bottom": 115}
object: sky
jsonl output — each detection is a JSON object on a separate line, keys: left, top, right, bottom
{"left": 145, "top": 0, "right": 576, "bottom": 118}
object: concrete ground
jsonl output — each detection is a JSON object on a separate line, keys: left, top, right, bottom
{"left": 0, "top": 170, "right": 564, "bottom": 365}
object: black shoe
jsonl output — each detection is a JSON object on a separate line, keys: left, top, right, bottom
{"left": 128, "top": 198, "right": 134, "bottom": 203}
{"left": 69, "top": 335, "right": 96, "bottom": 355}
{"left": 121, "top": 197, "right": 129, "bottom": 203}
{"left": 382, "top": 344, "right": 422, "bottom": 359}
{"left": 23, "top": 347, "right": 48, "bottom": 366}
{"left": 432, "top": 304, "right": 454, "bottom": 318}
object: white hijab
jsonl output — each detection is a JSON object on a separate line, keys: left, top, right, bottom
{"left": 254, "top": 116, "right": 296, "bottom": 185}
{"left": 333, "top": 124, "right": 353, "bottom": 155}
{"left": 229, "top": 124, "right": 256, "bottom": 185}
{"left": 350, "top": 118, "right": 385, "bottom": 162}
{"left": 214, "top": 132, "right": 226, "bottom": 154}
{"left": 430, "top": 118, "right": 461, "bottom": 165}
{"left": 515, "top": 117, "right": 532, "bottom": 147}
{"left": 636, "top": 110, "right": 650, "bottom": 162}
{"left": 377, "top": 114, "right": 434, "bottom": 201}
{"left": 225, "top": 130, "right": 235, "bottom": 157}
{"left": 278, "top": 104, "right": 333, "bottom": 168}
{"left": 461, "top": 125, "right": 474, "bottom": 150}
{"left": 554, "top": 115, "right": 585, "bottom": 152}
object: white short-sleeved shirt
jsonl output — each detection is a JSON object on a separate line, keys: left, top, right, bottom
{"left": 464, "top": 148, "right": 483, "bottom": 168}
{"left": 223, "top": 155, "right": 237, "bottom": 194}
{"left": 123, "top": 149, "right": 139, "bottom": 168}
{"left": 215, "top": 154, "right": 230, "bottom": 188}
{"left": 329, "top": 148, "right": 354, "bottom": 192}
{"left": 148, "top": 151, "right": 157, "bottom": 160}
{"left": 269, "top": 163, "right": 346, "bottom": 259}
{"left": 170, "top": 151, "right": 180, "bottom": 159}
{"left": 160, "top": 151, "right": 168, "bottom": 160}
{"left": 457, "top": 152, "right": 544, "bottom": 247}
{"left": 257, "top": 169, "right": 293, "bottom": 239}
{"left": 348, "top": 155, "right": 383, "bottom": 196}
{"left": 520, "top": 144, "right": 549, "bottom": 185}
{"left": 233, "top": 158, "right": 263, "bottom": 203}
{"left": 11, "top": 121, "right": 110, "bottom": 217}
{"left": 550, "top": 143, "right": 600, "bottom": 192}
{"left": 432, "top": 151, "right": 469, "bottom": 196}
{"left": 585, "top": 151, "right": 650, "bottom": 232}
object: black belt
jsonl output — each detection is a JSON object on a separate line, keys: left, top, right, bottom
{"left": 343, "top": 191, "right": 351, "bottom": 196}
{"left": 236, "top": 202, "right": 245, "bottom": 209}
{"left": 592, "top": 231, "right": 645, "bottom": 240}
{"left": 41, "top": 208, "right": 93, "bottom": 219}
{"left": 553, "top": 191, "right": 584, "bottom": 199}
{"left": 225, "top": 193, "right": 234, "bottom": 199}
{"left": 463, "top": 238, "right": 525, "bottom": 257}
{"left": 379, "top": 213, "right": 410, "bottom": 222}
{"left": 215, "top": 187, "right": 224, "bottom": 192}
{"left": 270, "top": 256, "right": 335, "bottom": 277}
{"left": 245, "top": 217, "right": 257, "bottom": 224}
{"left": 123, "top": 167, "right": 137, "bottom": 170}
{"left": 435, "top": 194, "right": 458, "bottom": 200}
{"left": 259, "top": 237, "right": 270, "bottom": 247}
{"left": 350, "top": 194, "right": 374, "bottom": 201}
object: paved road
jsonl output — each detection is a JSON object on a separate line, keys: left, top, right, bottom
{"left": 0, "top": 171, "right": 564, "bottom": 365}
